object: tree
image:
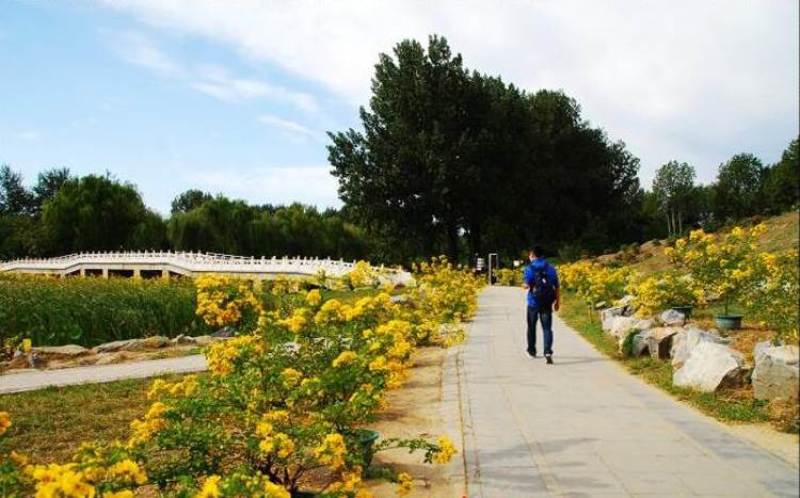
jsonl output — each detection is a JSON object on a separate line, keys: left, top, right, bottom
{"left": 41, "top": 174, "right": 157, "bottom": 254}
{"left": 763, "top": 137, "right": 799, "bottom": 213}
{"left": 713, "top": 153, "right": 765, "bottom": 221}
{"left": 0, "top": 165, "right": 34, "bottom": 216}
{"left": 329, "top": 35, "right": 642, "bottom": 262}
{"left": 171, "top": 189, "right": 213, "bottom": 214}
{"left": 32, "top": 167, "right": 72, "bottom": 212}
{"left": 652, "top": 161, "right": 696, "bottom": 237}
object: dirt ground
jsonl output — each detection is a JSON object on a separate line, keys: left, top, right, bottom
{"left": 362, "top": 346, "right": 463, "bottom": 498}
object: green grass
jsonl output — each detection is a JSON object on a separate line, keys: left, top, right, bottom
{"left": 559, "top": 291, "right": 770, "bottom": 425}
{"left": 0, "top": 375, "right": 186, "bottom": 463}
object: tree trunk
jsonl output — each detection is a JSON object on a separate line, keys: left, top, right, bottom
{"left": 446, "top": 224, "right": 460, "bottom": 262}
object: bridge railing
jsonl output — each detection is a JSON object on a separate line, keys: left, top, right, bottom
{"left": 0, "top": 251, "right": 404, "bottom": 276}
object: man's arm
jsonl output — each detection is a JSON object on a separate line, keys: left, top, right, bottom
{"left": 550, "top": 264, "right": 561, "bottom": 311}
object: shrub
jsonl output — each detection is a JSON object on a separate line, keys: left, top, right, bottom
{"left": 1, "top": 258, "right": 479, "bottom": 497}
{"left": 627, "top": 270, "right": 701, "bottom": 317}
{"left": 742, "top": 250, "right": 799, "bottom": 343}
{"left": 495, "top": 268, "right": 522, "bottom": 286}
{"left": 666, "top": 224, "right": 766, "bottom": 315}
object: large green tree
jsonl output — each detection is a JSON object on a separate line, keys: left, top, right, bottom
{"left": 763, "top": 137, "right": 799, "bottom": 213}
{"left": 328, "top": 35, "right": 641, "bottom": 261}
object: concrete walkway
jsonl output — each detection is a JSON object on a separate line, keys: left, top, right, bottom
{"left": 457, "top": 286, "right": 799, "bottom": 497}
{"left": 0, "top": 355, "right": 206, "bottom": 394}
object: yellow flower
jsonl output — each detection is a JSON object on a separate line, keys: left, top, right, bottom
{"left": 107, "top": 459, "right": 147, "bottom": 485}
{"left": 305, "top": 289, "right": 322, "bottom": 307}
{"left": 433, "top": 436, "right": 456, "bottom": 464}
{"left": 281, "top": 368, "right": 303, "bottom": 387}
{"left": 332, "top": 350, "right": 358, "bottom": 368}
{"left": 0, "top": 411, "right": 11, "bottom": 435}
{"left": 396, "top": 472, "right": 413, "bottom": 496}
{"left": 313, "top": 433, "right": 347, "bottom": 469}
{"left": 264, "top": 481, "right": 291, "bottom": 498}
{"left": 195, "top": 474, "right": 221, "bottom": 498}
{"left": 103, "top": 491, "right": 134, "bottom": 498}
{"left": 21, "top": 338, "right": 32, "bottom": 353}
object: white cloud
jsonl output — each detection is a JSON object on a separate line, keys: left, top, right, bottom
{"left": 110, "top": 30, "right": 182, "bottom": 76}
{"left": 98, "top": 1, "right": 798, "bottom": 183}
{"left": 108, "top": 31, "right": 317, "bottom": 112}
{"left": 14, "top": 131, "right": 40, "bottom": 141}
{"left": 191, "top": 65, "right": 317, "bottom": 111}
{"left": 258, "top": 114, "right": 317, "bottom": 141}
{"left": 188, "top": 166, "right": 340, "bottom": 208}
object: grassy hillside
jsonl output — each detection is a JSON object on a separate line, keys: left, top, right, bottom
{"left": 608, "top": 211, "right": 799, "bottom": 276}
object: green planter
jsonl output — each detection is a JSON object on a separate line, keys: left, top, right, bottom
{"left": 355, "top": 429, "right": 380, "bottom": 467}
{"left": 671, "top": 305, "right": 694, "bottom": 319}
{"left": 714, "top": 314, "right": 743, "bottom": 330}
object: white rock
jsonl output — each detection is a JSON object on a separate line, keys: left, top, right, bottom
{"left": 659, "top": 309, "right": 686, "bottom": 326}
{"left": 752, "top": 343, "right": 799, "bottom": 402}
{"left": 617, "top": 295, "right": 635, "bottom": 308}
{"left": 670, "top": 326, "right": 729, "bottom": 370}
{"left": 31, "top": 345, "right": 89, "bottom": 358}
{"left": 601, "top": 306, "right": 626, "bottom": 332}
{"left": 673, "top": 341, "right": 747, "bottom": 392}
{"left": 609, "top": 316, "right": 653, "bottom": 340}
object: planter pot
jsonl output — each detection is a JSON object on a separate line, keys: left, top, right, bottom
{"left": 671, "top": 305, "right": 694, "bottom": 319}
{"left": 355, "top": 429, "right": 381, "bottom": 468}
{"left": 291, "top": 492, "right": 316, "bottom": 498}
{"left": 715, "top": 314, "right": 743, "bottom": 330}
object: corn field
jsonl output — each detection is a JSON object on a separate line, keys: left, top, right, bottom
{"left": 0, "top": 275, "right": 211, "bottom": 347}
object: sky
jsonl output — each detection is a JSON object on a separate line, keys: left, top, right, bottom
{"left": 1, "top": 0, "right": 797, "bottom": 215}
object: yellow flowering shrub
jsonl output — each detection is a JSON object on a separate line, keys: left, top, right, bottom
{"left": 667, "top": 224, "right": 765, "bottom": 315}
{"left": 344, "top": 261, "right": 379, "bottom": 289}
{"left": 558, "top": 260, "right": 635, "bottom": 310}
{"left": 1, "top": 260, "right": 477, "bottom": 497}
{"left": 195, "top": 275, "right": 263, "bottom": 329}
{"left": 742, "top": 250, "right": 799, "bottom": 342}
{"left": 495, "top": 268, "right": 522, "bottom": 286}
{"left": 627, "top": 270, "right": 702, "bottom": 317}
{"left": 0, "top": 435, "right": 146, "bottom": 498}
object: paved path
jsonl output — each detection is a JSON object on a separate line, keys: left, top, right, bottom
{"left": 0, "top": 355, "right": 206, "bottom": 394}
{"left": 457, "top": 286, "right": 799, "bottom": 497}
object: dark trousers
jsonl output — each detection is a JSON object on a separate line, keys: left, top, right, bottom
{"left": 527, "top": 306, "right": 553, "bottom": 356}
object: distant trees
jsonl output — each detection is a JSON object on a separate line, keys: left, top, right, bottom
{"left": 0, "top": 169, "right": 370, "bottom": 261}
{"left": 328, "top": 35, "right": 641, "bottom": 261}
{"left": 652, "top": 161, "right": 696, "bottom": 237}
{"left": 642, "top": 137, "right": 798, "bottom": 241}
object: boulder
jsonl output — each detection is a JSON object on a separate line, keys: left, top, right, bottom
{"left": 609, "top": 316, "right": 653, "bottom": 341}
{"left": 212, "top": 326, "right": 235, "bottom": 338}
{"left": 31, "top": 345, "right": 90, "bottom": 360}
{"left": 617, "top": 294, "right": 635, "bottom": 308}
{"left": 659, "top": 309, "right": 686, "bottom": 327}
{"left": 390, "top": 294, "right": 409, "bottom": 304}
{"left": 670, "top": 326, "right": 729, "bottom": 370}
{"left": 752, "top": 343, "right": 799, "bottom": 402}
{"left": 673, "top": 341, "right": 748, "bottom": 392}
{"left": 92, "top": 336, "right": 170, "bottom": 354}
{"left": 631, "top": 327, "right": 680, "bottom": 360}
{"left": 192, "top": 335, "right": 220, "bottom": 347}
{"left": 601, "top": 306, "right": 627, "bottom": 332}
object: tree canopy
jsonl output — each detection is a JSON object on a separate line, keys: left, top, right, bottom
{"left": 328, "top": 35, "right": 641, "bottom": 261}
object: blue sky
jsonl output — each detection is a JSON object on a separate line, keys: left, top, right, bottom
{"left": 1, "top": 1, "right": 798, "bottom": 214}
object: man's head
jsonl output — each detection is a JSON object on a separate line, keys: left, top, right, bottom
{"left": 529, "top": 246, "right": 544, "bottom": 261}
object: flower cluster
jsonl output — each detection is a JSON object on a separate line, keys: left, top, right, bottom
{"left": 559, "top": 260, "right": 634, "bottom": 308}
{"left": 195, "top": 274, "right": 263, "bottom": 329}
{"left": 626, "top": 270, "right": 702, "bottom": 317}
{"left": 0, "top": 434, "right": 146, "bottom": 498}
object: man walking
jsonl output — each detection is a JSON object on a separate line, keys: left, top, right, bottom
{"left": 523, "top": 246, "right": 560, "bottom": 364}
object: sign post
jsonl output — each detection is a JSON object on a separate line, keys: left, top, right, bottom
{"left": 487, "top": 253, "right": 498, "bottom": 285}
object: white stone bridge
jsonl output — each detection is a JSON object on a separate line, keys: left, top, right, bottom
{"left": 0, "top": 251, "right": 411, "bottom": 284}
